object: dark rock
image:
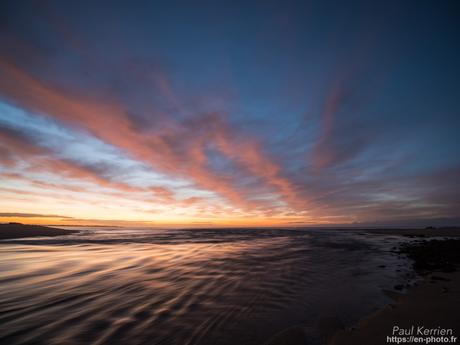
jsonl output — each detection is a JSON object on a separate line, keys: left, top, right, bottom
{"left": 398, "top": 239, "right": 460, "bottom": 274}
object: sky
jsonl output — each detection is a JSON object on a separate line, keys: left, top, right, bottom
{"left": 0, "top": 0, "right": 459, "bottom": 227}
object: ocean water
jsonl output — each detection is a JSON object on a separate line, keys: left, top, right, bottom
{"left": 0, "top": 228, "right": 415, "bottom": 345}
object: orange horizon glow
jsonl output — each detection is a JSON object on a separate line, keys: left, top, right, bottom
{"left": 0, "top": 214, "right": 345, "bottom": 228}
{"left": 1, "top": 1, "right": 458, "bottom": 229}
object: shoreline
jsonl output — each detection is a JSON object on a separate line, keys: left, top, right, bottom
{"left": 360, "top": 227, "right": 460, "bottom": 238}
{"left": 264, "top": 230, "right": 460, "bottom": 345}
{"left": 328, "top": 236, "right": 460, "bottom": 345}
{"left": 0, "top": 223, "right": 79, "bottom": 239}
{"left": 328, "top": 270, "right": 460, "bottom": 345}
{"left": 2, "top": 224, "right": 459, "bottom": 344}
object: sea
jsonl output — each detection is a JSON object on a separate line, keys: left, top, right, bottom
{"left": 0, "top": 227, "right": 416, "bottom": 345}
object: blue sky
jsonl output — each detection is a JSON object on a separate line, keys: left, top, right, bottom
{"left": 0, "top": 0, "right": 459, "bottom": 226}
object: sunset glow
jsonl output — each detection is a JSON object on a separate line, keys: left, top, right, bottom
{"left": 1, "top": 1, "right": 459, "bottom": 227}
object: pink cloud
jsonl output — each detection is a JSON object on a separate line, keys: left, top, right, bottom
{"left": 0, "top": 59, "right": 305, "bottom": 214}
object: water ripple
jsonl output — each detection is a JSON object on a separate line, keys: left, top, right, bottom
{"left": 0, "top": 228, "right": 412, "bottom": 345}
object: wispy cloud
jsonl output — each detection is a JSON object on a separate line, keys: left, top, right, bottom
{"left": 0, "top": 212, "right": 74, "bottom": 219}
{"left": 0, "top": 1, "right": 458, "bottom": 226}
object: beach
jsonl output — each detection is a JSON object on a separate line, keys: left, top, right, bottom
{"left": 329, "top": 271, "right": 460, "bottom": 345}
{"left": 1, "top": 1, "right": 458, "bottom": 344}
{"left": 328, "top": 234, "right": 460, "bottom": 345}
{"left": 0, "top": 225, "right": 459, "bottom": 345}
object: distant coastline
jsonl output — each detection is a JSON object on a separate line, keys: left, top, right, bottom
{"left": 0, "top": 223, "right": 79, "bottom": 240}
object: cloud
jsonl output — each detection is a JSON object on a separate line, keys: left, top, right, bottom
{"left": 0, "top": 212, "right": 74, "bottom": 219}
{"left": 1, "top": 60, "right": 457, "bottom": 225}
{"left": 0, "top": 125, "right": 179, "bottom": 205}
{"left": 0, "top": 59, "right": 304, "bottom": 214}
{"left": 310, "top": 75, "right": 376, "bottom": 171}
{"left": 0, "top": 2, "right": 459, "bottom": 227}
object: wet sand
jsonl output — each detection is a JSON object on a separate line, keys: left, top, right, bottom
{"left": 0, "top": 223, "right": 78, "bottom": 239}
{"left": 264, "top": 229, "right": 460, "bottom": 345}
{"left": 328, "top": 236, "right": 460, "bottom": 345}
{"left": 329, "top": 271, "right": 460, "bottom": 345}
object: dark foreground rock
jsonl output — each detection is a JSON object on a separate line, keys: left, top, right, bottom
{"left": 329, "top": 238, "right": 460, "bottom": 345}
{"left": 398, "top": 239, "right": 460, "bottom": 273}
